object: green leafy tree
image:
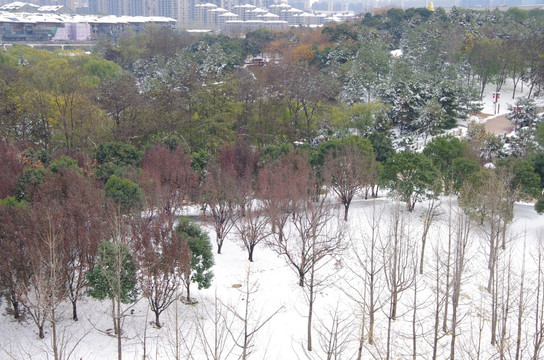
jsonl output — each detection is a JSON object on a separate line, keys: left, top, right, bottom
{"left": 49, "top": 156, "right": 80, "bottom": 174}
{"left": 496, "top": 157, "right": 541, "bottom": 214}
{"left": 451, "top": 157, "right": 481, "bottom": 193}
{"left": 380, "top": 151, "right": 439, "bottom": 211}
{"left": 423, "top": 135, "right": 479, "bottom": 194}
{"left": 87, "top": 241, "right": 138, "bottom": 304}
{"left": 87, "top": 240, "right": 137, "bottom": 360}
{"left": 467, "top": 37, "right": 503, "bottom": 98}
{"left": 93, "top": 142, "right": 142, "bottom": 181}
{"left": 536, "top": 196, "right": 544, "bottom": 214}
{"left": 530, "top": 152, "right": 544, "bottom": 190}
{"left": 177, "top": 217, "right": 214, "bottom": 302}
{"left": 104, "top": 175, "right": 144, "bottom": 214}
{"left": 368, "top": 131, "right": 395, "bottom": 164}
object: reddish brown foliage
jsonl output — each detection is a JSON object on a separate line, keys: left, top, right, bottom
{"left": 257, "top": 151, "right": 313, "bottom": 242}
{"left": 141, "top": 144, "right": 198, "bottom": 214}
{"left": 0, "top": 139, "right": 23, "bottom": 199}
{"left": 132, "top": 210, "right": 190, "bottom": 327}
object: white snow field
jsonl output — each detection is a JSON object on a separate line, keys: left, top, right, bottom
{"left": 1, "top": 194, "right": 543, "bottom": 360}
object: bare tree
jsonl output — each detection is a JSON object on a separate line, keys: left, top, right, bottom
{"left": 201, "top": 160, "right": 239, "bottom": 255}
{"left": 514, "top": 237, "right": 528, "bottom": 360}
{"left": 449, "top": 206, "right": 473, "bottom": 360}
{"left": 419, "top": 198, "right": 441, "bottom": 275}
{"left": 531, "top": 232, "right": 544, "bottom": 359}
{"left": 268, "top": 191, "right": 343, "bottom": 351}
{"left": 19, "top": 199, "right": 67, "bottom": 346}
{"left": 493, "top": 248, "right": 513, "bottom": 354}
{"left": 430, "top": 243, "right": 448, "bottom": 360}
{"left": 382, "top": 203, "right": 416, "bottom": 360}
{"left": 223, "top": 266, "right": 282, "bottom": 359}
{"left": 459, "top": 170, "right": 510, "bottom": 292}
{"left": 234, "top": 203, "right": 270, "bottom": 262}
{"left": 194, "top": 291, "right": 237, "bottom": 360}
{"left": 342, "top": 202, "right": 386, "bottom": 350}
{"left": 269, "top": 62, "right": 339, "bottom": 142}
{"left": 313, "top": 304, "right": 354, "bottom": 360}
{"left": 165, "top": 298, "right": 198, "bottom": 360}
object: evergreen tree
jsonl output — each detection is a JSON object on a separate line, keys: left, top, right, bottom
{"left": 177, "top": 217, "right": 214, "bottom": 302}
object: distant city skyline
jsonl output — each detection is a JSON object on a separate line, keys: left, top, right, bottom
{"left": 1, "top": 0, "right": 543, "bottom": 27}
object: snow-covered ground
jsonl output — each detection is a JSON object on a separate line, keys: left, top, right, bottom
{"left": 1, "top": 194, "right": 543, "bottom": 360}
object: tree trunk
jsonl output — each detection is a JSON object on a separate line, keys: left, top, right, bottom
{"left": 369, "top": 283, "right": 375, "bottom": 345}
{"left": 432, "top": 258, "right": 440, "bottom": 360}
{"left": 412, "top": 276, "right": 417, "bottom": 360}
{"left": 72, "top": 299, "right": 78, "bottom": 321}
{"left": 386, "top": 315, "right": 392, "bottom": 360}
{"left": 52, "top": 308, "right": 59, "bottom": 360}
{"left": 186, "top": 274, "right": 191, "bottom": 303}
{"left": 112, "top": 297, "right": 118, "bottom": 335}
{"left": 443, "top": 229, "right": 452, "bottom": 333}
{"left": 216, "top": 232, "right": 223, "bottom": 254}
{"left": 155, "top": 310, "right": 161, "bottom": 329}
{"left": 248, "top": 244, "right": 254, "bottom": 262}
{"left": 307, "top": 262, "right": 315, "bottom": 352}
{"left": 117, "top": 294, "right": 122, "bottom": 360}
{"left": 515, "top": 259, "right": 524, "bottom": 360}
{"left": 343, "top": 203, "right": 349, "bottom": 222}
{"left": 11, "top": 298, "right": 20, "bottom": 319}
{"left": 38, "top": 324, "right": 45, "bottom": 339}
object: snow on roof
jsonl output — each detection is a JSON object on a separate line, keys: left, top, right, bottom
{"left": 0, "top": 11, "right": 175, "bottom": 25}
{"left": 0, "top": 2, "right": 38, "bottom": 10}
{"left": 26, "top": 15, "right": 62, "bottom": 23}
{"left": 145, "top": 16, "right": 176, "bottom": 22}
{"left": 270, "top": 4, "right": 291, "bottom": 8}
{"left": 219, "top": 12, "right": 238, "bottom": 17}
{"left": 37, "top": 5, "right": 65, "bottom": 12}
{"left": 260, "top": 13, "right": 280, "bottom": 18}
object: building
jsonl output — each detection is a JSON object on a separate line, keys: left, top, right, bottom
{"left": 0, "top": 10, "right": 176, "bottom": 41}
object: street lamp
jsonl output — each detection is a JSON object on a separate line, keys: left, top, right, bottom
{"left": 492, "top": 92, "right": 500, "bottom": 114}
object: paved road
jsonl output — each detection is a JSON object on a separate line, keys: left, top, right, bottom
{"left": 484, "top": 114, "right": 514, "bottom": 135}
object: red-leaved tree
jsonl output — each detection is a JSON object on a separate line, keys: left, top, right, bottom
{"left": 141, "top": 144, "right": 198, "bottom": 216}
{"left": 0, "top": 139, "right": 23, "bottom": 199}
{"left": 258, "top": 151, "right": 312, "bottom": 243}
{"left": 133, "top": 209, "right": 190, "bottom": 328}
